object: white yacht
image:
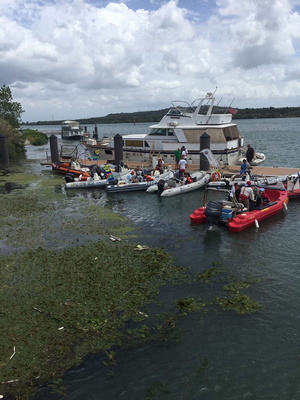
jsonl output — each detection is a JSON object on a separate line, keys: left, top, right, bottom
{"left": 61, "top": 120, "right": 84, "bottom": 141}
{"left": 83, "top": 93, "right": 263, "bottom": 166}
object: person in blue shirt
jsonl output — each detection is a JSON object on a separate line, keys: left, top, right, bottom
{"left": 240, "top": 159, "right": 250, "bottom": 180}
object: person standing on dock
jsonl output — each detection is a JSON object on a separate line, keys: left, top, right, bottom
{"left": 178, "top": 155, "right": 188, "bottom": 177}
{"left": 174, "top": 148, "right": 181, "bottom": 169}
{"left": 246, "top": 144, "right": 255, "bottom": 164}
{"left": 181, "top": 146, "right": 188, "bottom": 160}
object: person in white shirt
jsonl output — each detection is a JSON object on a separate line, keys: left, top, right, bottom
{"left": 239, "top": 181, "right": 254, "bottom": 210}
{"left": 181, "top": 146, "right": 188, "bottom": 160}
{"left": 178, "top": 156, "right": 188, "bottom": 177}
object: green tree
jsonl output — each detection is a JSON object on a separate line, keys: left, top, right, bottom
{"left": 0, "top": 84, "right": 24, "bottom": 128}
{"left": 0, "top": 118, "right": 26, "bottom": 159}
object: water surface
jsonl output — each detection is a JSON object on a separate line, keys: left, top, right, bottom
{"left": 31, "top": 118, "right": 300, "bottom": 400}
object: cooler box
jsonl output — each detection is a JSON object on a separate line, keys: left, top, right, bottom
{"left": 221, "top": 209, "right": 233, "bottom": 219}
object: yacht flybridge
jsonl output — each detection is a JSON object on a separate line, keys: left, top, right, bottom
{"left": 83, "top": 93, "right": 264, "bottom": 167}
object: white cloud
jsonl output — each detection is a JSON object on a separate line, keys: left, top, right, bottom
{"left": 0, "top": 0, "right": 299, "bottom": 121}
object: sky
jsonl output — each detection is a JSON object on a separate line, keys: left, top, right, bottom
{"left": 1, "top": 0, "right": 300, "bottom": 122}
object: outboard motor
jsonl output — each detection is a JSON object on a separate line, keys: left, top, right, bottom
{"left": 204, "top": 201, "right": 223, "bottom": 226}
{"left": 65, "top": 173, "right": 75, "bottom": 183}
{"left": 108, "top": 178, "right": 118, "bottom": 185}
{"left": 157, "top": 179, "right": 165, "bottom": 195}
{"left": 93, "top": 166, "right": 106, "bottom": 180}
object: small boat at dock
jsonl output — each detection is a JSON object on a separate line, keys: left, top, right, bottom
{"left": 146, "top": 170, "right": 210, "bottom": 197}
{"left": 106, "top": 169, "right": 173, "bottom": 193}
{"left": 52, "top": 160, "right": 91, "bottom": 178}
{"left": 190, "top": 186, "right": 288, "bottom": 232}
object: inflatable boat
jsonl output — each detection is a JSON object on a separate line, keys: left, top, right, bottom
{"left": 190, "top": 186, "right": 288, "bottom": 232}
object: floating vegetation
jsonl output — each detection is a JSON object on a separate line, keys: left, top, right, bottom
{"left": 0, "top": 164, "right": 264, "bottom": 399}
{"left": 223, "top": 280, "right": 251, "bottom": 292}
{"left": 146, "top": 381, "right": 170, "bottom": 400}
{"left": 214, "top": 293, "right": 263, "bottom": 315}
{"left": 0, "top": 240, "right": 182, "bottom": 399}
{"left": 197, "top": 266, "right": 223, "bottom": 283}
{"left": 176, "top": 297, "right": 207, "bottom": 315}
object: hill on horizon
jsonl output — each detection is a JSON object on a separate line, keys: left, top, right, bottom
{"left": 23, "top": 105, "right": 300, "bottom": 126}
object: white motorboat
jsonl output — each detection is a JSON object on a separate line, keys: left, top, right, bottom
{"left": 146, "top": 171, "right": 210, "bottom": 197}
{"left": 106, "top": 180, "right": 155, "bottom": 193}
{"left": 207, "top": 172, "right": 280, "bottom": 188}
{"left": 83, "top": 92, "right": 264, "bottom": 167}
{"left": 238, "top": 152, "right": 266, "bottom": 166}
{"left": 106, "top": 169, "right": 174, "bottom": 193}
{"left": 61, "top": 120, "right": 84, "bottom": 141}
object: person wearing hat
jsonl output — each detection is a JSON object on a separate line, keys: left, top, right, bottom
{"left": 239, "top": 181, "right": 254, "bottom": 210}
{"left": 259, "top": 187, "right": 270, "bottom": 205}
{"left": 126, "top": 170, "right": 136, "bottom": 183}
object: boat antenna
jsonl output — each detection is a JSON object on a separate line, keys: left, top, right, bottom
{"left": 224, "top": 98, "right": 235, "bottom": 114}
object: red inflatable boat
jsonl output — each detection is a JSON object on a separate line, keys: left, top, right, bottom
{"left": 190, "top": 186, "right": 288, "bottom": 232}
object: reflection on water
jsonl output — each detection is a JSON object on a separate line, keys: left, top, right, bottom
{"left": 32, "top": 119, "right": 300, "bottom": 400}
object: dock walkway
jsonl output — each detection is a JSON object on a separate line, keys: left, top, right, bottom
{"left": 42, "top": 157, "right": 300, "bottom": 177}
{"left": 76, "top": 159, "right": 300, "bottom": 177}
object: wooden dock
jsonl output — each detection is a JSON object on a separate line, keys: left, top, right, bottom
{"left": 77, "top": 159, "right": 300, "bottom": 177}
{"left": 42, "top": 157, "right": 300, "bottom": 178}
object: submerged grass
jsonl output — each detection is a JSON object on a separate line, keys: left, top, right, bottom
{"left": 0, "top": 163, "right": 184, "bottom": 399}
{"left": 0, "top": 241, "right": 180, "bottom": 399}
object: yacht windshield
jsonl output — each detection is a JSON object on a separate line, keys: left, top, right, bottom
{"left": 149, "top": 129, "right": 174, "bottom": 136}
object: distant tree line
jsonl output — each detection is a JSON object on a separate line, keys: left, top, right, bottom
{"left": 25, "top": 105, "right": 300, "bottom": 126}
{"left": 233, "top": 106, "right": 300, "bottom": 119}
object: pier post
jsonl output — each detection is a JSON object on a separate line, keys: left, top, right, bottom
{"left": 49, "top": 134, "right": 60, "bottom": 163}
{"left": 114, "top": 134, "right": 123, "bottom": 171}
{"left": 200, "top": 132, "right": 210, "bottom": 171}
{"left": 93, "top": 124, "right": 98, "bottom": 140}
{"left": 0, "top": 135, "right": 9, "bottom": 166}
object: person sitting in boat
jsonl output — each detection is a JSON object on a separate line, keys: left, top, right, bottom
{"left": 126, "top": 171, "right": 137, "bottom": 183}
{"left": 185, "top": 173, "right": 193, "bottom": 185}
{"left": 240, "top": 159, "right": 251, "bottom": 180}
{"left": 136, "top": 170, "right": 143, "bottom": 182}
{"left": 155, "top": 157, "right": 164, "bottom": 174}
{"left": 259, "top": 188, "right": 270, "bottom": 205}
{"left": 239, "top": 181, "right": 255, "bottom": 210}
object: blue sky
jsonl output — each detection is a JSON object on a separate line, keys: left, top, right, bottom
{"left": 1, "top": 0, "right": 300, "bottom": 122}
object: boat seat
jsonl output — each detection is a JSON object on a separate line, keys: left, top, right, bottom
{"left": 253, "top": 201, "right": 277, "bottom": 210}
